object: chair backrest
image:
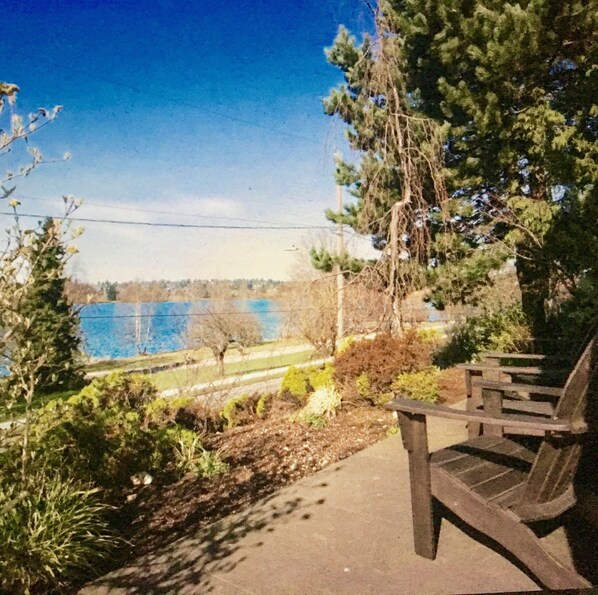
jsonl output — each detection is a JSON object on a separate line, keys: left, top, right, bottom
{"left": 519, "top": 333, "right": 598, "bottom": 512}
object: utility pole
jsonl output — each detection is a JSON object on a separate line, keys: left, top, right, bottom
{"left": 336, "top": 183, "right": 344, "bottom": 341}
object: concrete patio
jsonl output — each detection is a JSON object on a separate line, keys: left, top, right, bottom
{"left": 83, "top": 405, "right": 594, "bottom": 594}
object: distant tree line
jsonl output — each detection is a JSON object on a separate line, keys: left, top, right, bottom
{"left": 65, "top": 278, "right": 289, "bottom": 304}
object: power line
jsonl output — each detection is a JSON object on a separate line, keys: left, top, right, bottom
{"left": 13, "top": 193, "right": 306, "bottom": 227}
{"left": 79, "top": 306, "right": 334, "bottom": 320}
{"left": 0, "top": 211, "right": 331, "bottom": 231}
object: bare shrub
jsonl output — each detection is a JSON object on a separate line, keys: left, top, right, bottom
{"left": 334, "top": 330, "right": 431, "bottom": 402}
{"left": 187, "top": 300, "right": 262, "bottom": 375}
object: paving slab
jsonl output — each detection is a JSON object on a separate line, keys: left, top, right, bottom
{"left": 83, "top": 405, "right": 544, "bottom": 594}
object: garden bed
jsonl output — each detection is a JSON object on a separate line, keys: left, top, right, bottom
{"left": 115, "top": 367, "right": 465, "bottom": 561}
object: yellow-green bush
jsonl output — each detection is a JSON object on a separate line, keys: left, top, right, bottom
{"left": 307, "top": 363, "right": 334, "bottom": 390}
{"left": 336, "top": 335, "right": 356, "bottom": 354}
{"left": 293, "top": 386, "right": 342, "bottom": 428}
{"left": 256, "top": 393, "right": 272, "bottom": 418}
{"left": 355, "top": 372, "right": 371, "bottom": 400}
{"left": 416, "top": 327, "right": 443, "bottom": 347}
{"left": 77, "top": 372, "right": 157, "bottom": 411}
{"left": 279, "top": 366, "right": 310, "bottom": 400}
{"left": 144, "top": 396, "right": 193, "bottom": 426}
{"left": 280, "top": 363, "right": 335, "bottom": 403}
{"left": 392, "top": 366, "right": 441, "bottom": 403}
{"left": 221, "top": 394, "right": 251, "bottom": 428}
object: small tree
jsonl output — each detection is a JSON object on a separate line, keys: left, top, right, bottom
{"left": 187, "top": 300, "right": 262, "bottom": 375}
{"left": 14, "top": 218, "right": 85, "bottom": 393}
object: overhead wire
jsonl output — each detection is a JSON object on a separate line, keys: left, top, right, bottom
{"left": 0, "top": 211, "right": 332, "bottom": 230}
{"left": 78, "top": 306, "right": 333, "bottom": 320}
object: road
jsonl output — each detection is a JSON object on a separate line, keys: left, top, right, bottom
{"left": 87, "top": 343, "right": 315, "bottom": 378}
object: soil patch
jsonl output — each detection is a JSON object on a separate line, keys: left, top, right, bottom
{"left": 115, "top": 367, "right": 465, "bottom": 563}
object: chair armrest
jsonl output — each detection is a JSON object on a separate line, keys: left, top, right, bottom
{"left": 385, "top": 397, "right": 573, "bottom": 433}
{"left": 472, "top": 379, "right": 563, "bottom": 398}
{"left": 481, "top": 352, "right": 549, "bottom": 361}
{"left": 458, "top": 363, "right": 566, "bottom": 375}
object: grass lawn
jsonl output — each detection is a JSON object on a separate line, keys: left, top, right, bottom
{"left": 86, "top": 337, "right": 307, "bottom": 375}
{"left": 0, "top": 344, "right": 315, "bottom": 423}
{"left": 149, "top": 349, "right": 316, "bottom": 392}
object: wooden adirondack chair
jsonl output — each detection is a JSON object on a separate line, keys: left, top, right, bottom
{"left": 386, "top": 333, "right": 597, "bottom": 589}
{"left": 460, "top": 354, "right": 571, "bottom": 438}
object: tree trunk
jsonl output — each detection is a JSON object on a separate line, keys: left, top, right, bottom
{"left": 515, "top": 246, "right": 550, "bottom": 345}
{"left": 215, "top": 351, "right": 225, "bottom": 376}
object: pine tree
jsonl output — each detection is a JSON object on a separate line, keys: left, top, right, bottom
{"left": 324, "top": 1, "right": 598, "bottom": 338}
{"left": 16, "top": 218, "right": 84, "bottom": 393}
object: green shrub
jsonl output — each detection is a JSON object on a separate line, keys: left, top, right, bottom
{"left": 0, "top": 471, "right": 116, "bottom": 594}
{"left": 171, "top": 428, "right": 229, "bottom": 477}
{"left": 279, "top": 366, "right": 310, "bottom": 401}
{"left": 298, "top": 413, "right": 328, "bottom": 429}
{"left": 307, "top": 363, "right": 335, "bottom": 390}
{"left": 256, "top": 393, "right": 272, "bottom": 418}
{"left": 337, "top": 335, "right": 356, "bottom": 354}
{"left": 144, "top": 396, "right": 193, "bottom": 426}
{"left": 355, "top": 372, "right": 371, "bottom": 400}
{"left": 435, "top": 304, "right": 531, "bottom": 366}
{"left": 220, "top": 393, "right": 262, "bottom": 428}
{"left": 26, "top": 383, "right": 217, "bottom": 493}
{"left": 392, "top": 366, "right": 441, "bottom": 403}
{"left": 386, "top": 425, "right": 400, "bottom": 437}
{"left": 334, "top": 331, "right": 432, "bottom": 401}
{"left": 77, "top": 372, "right": 157, "bottom": 411}
{"left": 547, "top": 276, "right": 598, "bottom": 357}
{"left": 417, "top": 327, "right": 443, "bottom": 347}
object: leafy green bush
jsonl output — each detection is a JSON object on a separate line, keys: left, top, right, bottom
{"left": 0, "top": 378, "right": 229, "bottom": 593}
{"left": 307, "top": 363, "right": 334, "bottom": 390}
{"left": 416, "top": 327, "right": 443, "bottom": 348}
{"left": 144, "top": 396, "right": 193, "bottom": 427}
{"left": 392, "top": 366, "right": 441, "bottom": 403}
{"left": 334, "top": 331, "right": 432, "bottom": 402}
{"left": 547, "top": 276, "right": 598, "bottom": 357}
{"left": 0, "top": 471, "right": 116, "bottom": 594}
{"left": 279, "top": 366, "right": 310, "bottom": 401}
{"left": 77, "top": 372, "right": 157, "bottom": 411}
{"left": 279, "top": 364, "right": 335, "bottom": 404}
{"left": 220, "top": 393, "right": 263, "bottom": 428}
{"left": 171, "top": 428, "right": 229, "bottom": 477}
{"left": 22, "top": 382, "right": 222, "bottom": 494}
{"left": 435, "top": 304, "right": 532, "bottom": 366}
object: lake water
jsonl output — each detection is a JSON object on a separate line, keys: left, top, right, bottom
{"left": 79, "top": 299, "right": 283, "bottom": 360}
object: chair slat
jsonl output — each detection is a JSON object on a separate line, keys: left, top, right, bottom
{"left": 521, "top": 335, "right": 597, "bottom": 506}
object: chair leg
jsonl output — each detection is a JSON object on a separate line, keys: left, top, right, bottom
{"left": 399, "top": 413, "right": 438, "bottom": 559}
{"left": 432, "top": 471, "right": 591, "bottom": 589}
{"left": 466, "top": 370, "right": 482, "bottom": 439}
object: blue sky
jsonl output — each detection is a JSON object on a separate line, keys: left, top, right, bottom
{"left": 1, "top": 0, "right": 376, "bottom": 282}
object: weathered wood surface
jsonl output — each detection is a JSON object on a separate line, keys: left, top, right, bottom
{"left": 472, "top": 379, "right": 563, "bottom": 398}
{"left": 397, "top": 412, "right": 436, "bottom": 559}
{"left": 388, "top": 333, "right": 597, "bottom": 589}
{"left": 387, "top": 398, "right": 571, "bottom": 433}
